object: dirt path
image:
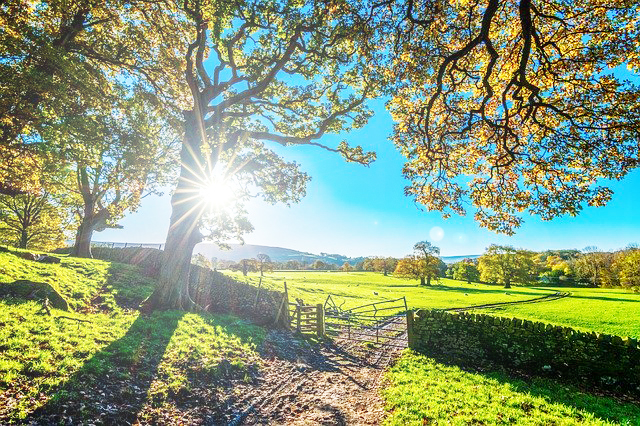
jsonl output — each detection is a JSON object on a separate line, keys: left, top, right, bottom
{"left": 225, "top": 329, "right": 405, "bottom": 425}
{"left": 445, "top": 291, "right": 570, "bottom": 312}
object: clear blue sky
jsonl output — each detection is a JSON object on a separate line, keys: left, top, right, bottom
{"left": 99, "top": 96, "right": 640, "bottom": 258}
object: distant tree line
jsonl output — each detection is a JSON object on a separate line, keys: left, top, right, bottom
{"left": 191, "top": 241, "right": 640, "bottom": 292}
{"left": 446, "top": 245, "right": 640, "bottom": 291}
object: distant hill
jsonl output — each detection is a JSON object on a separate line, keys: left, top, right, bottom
{"left": 194, "top": 243, "right": 478, "bottom": 266}
{"left": 194, "top": 243, "right": 366, "bottom": 266}
{"left": 440, "top": 255, "right": 481, "bottom": 264}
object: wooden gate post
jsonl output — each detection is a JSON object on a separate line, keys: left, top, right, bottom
{"left": 316, "top": 303, "right": 325, "bottom": 337}
{"left": 406, "top": 309, "right": 415, "bottom": 348}
{"left": 296, "top": 305, "right": 301, "bottom": 333}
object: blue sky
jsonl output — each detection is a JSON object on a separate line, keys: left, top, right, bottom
{"left": 98, "top": 95, "right": 640, "bottom": 258}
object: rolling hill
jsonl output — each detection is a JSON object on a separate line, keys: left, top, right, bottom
{"left": 193, "top": 243, "right": 479, "bottom": 265}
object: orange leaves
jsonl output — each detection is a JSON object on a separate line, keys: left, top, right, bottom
{"left": 386, "top": 0, "right": 640, "bottom": 234}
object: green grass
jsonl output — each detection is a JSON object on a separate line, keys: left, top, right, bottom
{"left": 2, "top": 251, "right": 638, "bottom": 423}
{"left": 226, "top": 270, "right": 640, "bottom": 338}
{"left": 0, "top": 250, "right": 265, "bottom": 422}
{"left": 383, "top": 351, "right": 640, "bottom": 426}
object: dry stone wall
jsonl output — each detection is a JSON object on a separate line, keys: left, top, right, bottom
{"left": 189, "top": 265, "right": 288, "bottom": 326}
{"left": 408, "top": 309, "right": 640, "bottom": 394}
{"left": 90, "top": 247, "right": 288, "bottom": 327}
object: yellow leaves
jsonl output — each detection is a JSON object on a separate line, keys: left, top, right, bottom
{"left": 386, "top": 0, "right": 640, "bottom": 234}
{"left": 0, "top": 145, "right": 43, "bottom": 195}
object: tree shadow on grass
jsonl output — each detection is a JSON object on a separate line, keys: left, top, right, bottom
{"left": 29, "top": 310, "right": 184, "bottom": 425}
{"left": 426, "top": 285, "right": 552, "bottom": 298}
{"left": 484, "top": 368, "right": 640, "bottom": 423}
{"left": 422, "top": 354, "right": 640, "bottom": 424}
{"left": 103, "top": 262, "right": 157, "bottom": 309}
{"left": 555, "top": 293, "right": 640, "bottom": 303}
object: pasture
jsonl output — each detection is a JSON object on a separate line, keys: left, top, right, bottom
{"left": 226, "top": 270, "right": 640, "bottom": 338}
{"left": 383, "top": 351, "right": 640, "bottom": 425}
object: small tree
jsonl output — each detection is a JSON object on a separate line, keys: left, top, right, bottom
{"left": 362, "top": 258, "right": 375, "bottom": 272}
{"left": 394, "top": 255, "right": 427, "bottom": 285}
{"left": 413, "top": 241, "right": 441, "bottom": 286}
{"left": 285, "top": 260, "right": 302, "bottom": 270}
{"left": 256, "top": 253, "right": 272, "bottom": 277}
{"left": 341, "top": 262, "right": 352, "bottom": 272}
{"left": 451, "top": 259, "right": 480, "bottom": 284}
{"left": 311, "top": 260, "right": 329, "bottom": 270}
{"left": 192, "top": 253, "right": 213, "bottom": 269}
{"left": 372, "top": 257, "right": 396, "bottom": 276}
{"left": 0, "top": 192, "right": 70, "bottom": 251}
{"left": 478, "top": 245, "right": 536, "bottom": 289}
{"left": 574, "top": 247, "right": 616, "bottom": 287}
{"left": 239, "top": 259, "right": 257, "bottom": 277}
{"left": 616, "top": 249, "right": 640, "bottom": 290}
{"left": 43, "top": 94, "right": 178, "bottom": 258}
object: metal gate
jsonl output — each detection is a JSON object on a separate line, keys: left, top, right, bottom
{"left": 323, "top": 295, "right": 408, "bottom": 348}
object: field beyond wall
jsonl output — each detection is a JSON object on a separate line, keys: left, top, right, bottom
{"left": 225, "top": 270, "right": 640, "bottom": 339}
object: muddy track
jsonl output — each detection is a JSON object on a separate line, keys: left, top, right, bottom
{"left": 225, "top": 324, "right": 407, "bottom": 425}
{"left": 444, "top": 291, "right": 570, "bottom": 313}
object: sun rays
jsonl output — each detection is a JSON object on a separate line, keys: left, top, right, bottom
{"left": 198, "top": 171, "right": 236, "bottom": 211}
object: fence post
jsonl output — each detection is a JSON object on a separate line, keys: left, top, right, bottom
{"left": 274, "top": 294, "right": 288, "bottom": 328}
{"left": 283, "top": 282, "right": 290, "bottom": 325}
{"left": 253, "top": 277, "right": 262, "bottom": 309}
{"left": 316, "top": 303, "right": 324, "bottom": 337}
{"left": 406, "top": 309, "right": 415, "bottom": 349}
{"left": 296, "top": 305, "right": 301, "bottom": 333}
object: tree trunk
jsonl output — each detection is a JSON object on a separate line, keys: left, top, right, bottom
{"left": 19, "top": 229, "right": 28, "bottom": 249}
{"left": 144, "top": 111, "right": 204, "bottom": 311}
{"left": 426, "top": 276, "right": 431, "bottom": 286}
{"left": 504, "top": 280, "right": 511, "bottom": 289}
{"left": 420, "top": 276, "right": 425, "bottom": 285}
{"left": 71, "top": 214, "right": 95, "bottom": 258}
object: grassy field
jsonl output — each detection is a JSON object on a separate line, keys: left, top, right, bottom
{"left": 0, "top": 250, "right": 264, "bottom": 423}
{"left": 383, "top": 351, "right": 640, "bottom": 425}
{"left": 226, "top": 270, "right": 640, "bottom": 338}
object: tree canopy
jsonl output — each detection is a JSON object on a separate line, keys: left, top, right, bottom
{"left": 146, "top": 0, "right": 382, "bottom": 310}
{"left": 387, "top": 0, "right": 640, "bottom": 234}
{"left": 0, "top": 0, "right": 189, "bottom": 194}
{"left": 478, "top": 245, "right": 537, "bottom": 288}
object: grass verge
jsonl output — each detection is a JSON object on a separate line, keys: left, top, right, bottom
{"left": 0, "top": 250, "right": 265, "bottom": 423}
{"left": 383, "top": 351, "right": 640, "bottom": 425}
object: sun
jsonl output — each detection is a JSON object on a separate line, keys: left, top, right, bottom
{"left": 198, "top": 174, "right": 236, "bottom": 211}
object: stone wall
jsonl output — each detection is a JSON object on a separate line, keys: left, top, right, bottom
{"left": 408, "top": 309, "right": 640, "bottom": 394}
{"left": 90, "top": 247, "right": 162, "bottom": 277}
{"left": 90, "top": 247, "right": 288, "bottom": 327}
{"left": 189, "top": 265, "right": 288, "bottom": 326}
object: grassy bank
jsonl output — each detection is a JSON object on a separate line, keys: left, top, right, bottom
{"left": 0, "top": 250, "right": 264, "bottom": 423}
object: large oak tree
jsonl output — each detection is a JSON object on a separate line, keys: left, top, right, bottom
{"left": 145, "top": 0, "right": 380, "bottom": 310}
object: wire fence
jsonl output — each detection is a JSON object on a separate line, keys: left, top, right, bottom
{"left": 91, "top": 241, "right": 165, "bottom": 250}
